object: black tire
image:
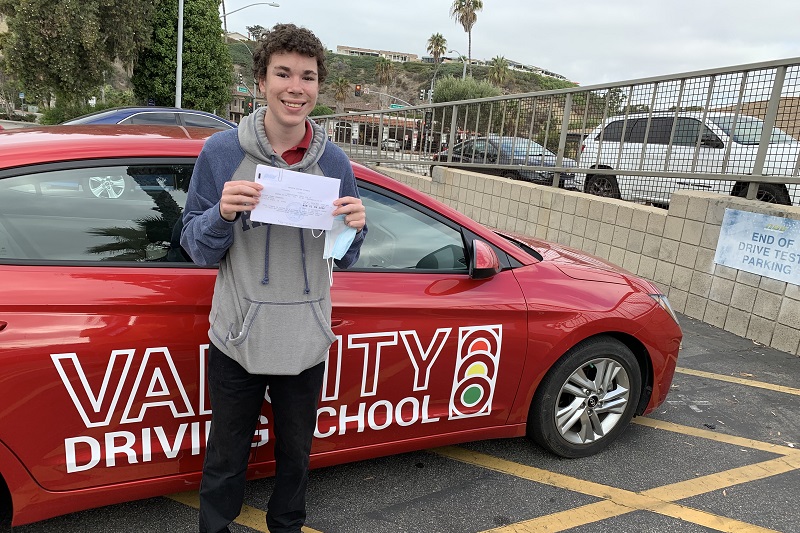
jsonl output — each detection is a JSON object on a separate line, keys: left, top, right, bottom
{"left": 584, "top": 174, "right": 621, "bottom": 199}
{"left": 85, "top": 175, "right": 128, "bottom": 199}
{"left": 527, "top": 336, "right": 642, "bottom": 458}
{"left": 732, "top": 182, "right": 791, "bottom": 205}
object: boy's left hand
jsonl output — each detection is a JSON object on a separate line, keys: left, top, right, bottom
{"left": 333, "top": 196, "right": 366, "bottom": 232}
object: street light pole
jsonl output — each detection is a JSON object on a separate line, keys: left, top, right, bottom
{"left": 175, "top": 0, "right": 184, "bottom": 107}
{"left": 221, "top": 2, "right": 279, "bottom": 38}
{"left": 449, "top": 49, "right": 467, "bottom": 80}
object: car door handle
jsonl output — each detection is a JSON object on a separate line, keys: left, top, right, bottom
{"left": 0, "top": 321, "right": 6, "bottom": 332}
{"left": 331, "top": 318, "right": 344, "bottom": 327}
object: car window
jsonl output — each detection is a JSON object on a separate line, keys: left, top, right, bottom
{"left": 350, "top": 186, "right": 467, "bottom": 271}
{"left": 122, "top": 113, "right": 180, "bottom": 126}
{"left": 182, "top": 113, "right": 232, "bottom": 130}
{"left": 673, "top": 118, "right": 705, "bottom": 146}
{"left": 0, "top": 163, "right": 194, "bottom": 263}
{"left": 626, "top": 119, "right": 648, "bottom": 143}
{"left": 708, "top": 115, "right": 796, "bottom": 145}
{"left": 473, "top": 140, "right": 492, "bottom": 161}
{"left": 598, "top": 120, "right": 624, "bottom": 142}
{"left": 644, "top": 118, "right": 674, "bottom": 145}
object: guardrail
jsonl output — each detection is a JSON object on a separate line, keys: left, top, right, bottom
{"left": 314, "top": 57, "right": 800, "bottom": 207}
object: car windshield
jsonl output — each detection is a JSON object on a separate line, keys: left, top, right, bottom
{"left": 499, "top": 138, "right": 549, "bottom": 157}
{"left": 708, "top": 116, "right": 796, "bottom": 145}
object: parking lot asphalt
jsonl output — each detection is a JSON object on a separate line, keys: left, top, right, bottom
{"left": 4, "top": 313, "right": 799, "bottom": 533}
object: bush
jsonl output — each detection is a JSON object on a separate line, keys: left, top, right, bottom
{"left": 38, "top": 87, "right": 138, "bottom": 124}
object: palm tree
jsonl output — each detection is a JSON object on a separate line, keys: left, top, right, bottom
{"left": 427, "top": 33, "right": 447, "bottom": 65}
{"left": 488, "top": 56, "right": 509, "bottom": 87}
{"left": 450, "top": 0, "right": 483, "bottom": 76}
{"left": 331, "top": 76, "right": 350, "bottom": 113}
{"left": 375, "top": 57, "right": 395, "bottom": 108}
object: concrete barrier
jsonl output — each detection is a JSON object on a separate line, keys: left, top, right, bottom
{"left": 373, "top": 164, "right": 800, "bottom": 357}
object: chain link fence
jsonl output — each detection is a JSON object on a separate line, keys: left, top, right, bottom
{"left": 315, "top": 57, "right": 800, "bottom": 207}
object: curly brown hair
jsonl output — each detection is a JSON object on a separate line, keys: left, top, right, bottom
{"left": 252, "top": 23, "right": 328, "bottom": 84}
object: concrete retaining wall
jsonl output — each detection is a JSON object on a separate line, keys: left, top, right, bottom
{"left": 373, "top": 164, "right": 800, "bottom": 357}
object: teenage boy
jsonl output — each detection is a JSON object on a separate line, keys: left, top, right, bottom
{"left": 181, "top": 23, "right": 367, "bottom": 533}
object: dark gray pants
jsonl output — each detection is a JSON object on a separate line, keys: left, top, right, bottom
{"left": 199, "top": 343, "right": 325, "bottom": 533}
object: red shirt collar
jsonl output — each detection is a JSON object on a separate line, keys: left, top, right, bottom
{"left": 281, "top": 121, "right": 313, "bottom": 165}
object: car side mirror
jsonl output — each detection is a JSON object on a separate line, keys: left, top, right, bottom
{"left": 470, "top": 239, "right": 501, "bottom": 280}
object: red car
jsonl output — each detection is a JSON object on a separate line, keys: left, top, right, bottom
{"left": 0, "top": 126, "right": 682, "bottom": 526}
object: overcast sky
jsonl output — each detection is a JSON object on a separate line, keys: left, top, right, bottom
{"left": 222, "top": 0, "right": 800, "bottom": 87}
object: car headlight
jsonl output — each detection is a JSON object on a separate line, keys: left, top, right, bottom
{"left": 649, "top": 293, "right": 679, "bottom": 325}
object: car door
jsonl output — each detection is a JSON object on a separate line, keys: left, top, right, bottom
{"left": 251, "top": 180, "right": 529, "bottom": 459}
{"left": 0, "top": 159, "right": 222, "bottom": 491}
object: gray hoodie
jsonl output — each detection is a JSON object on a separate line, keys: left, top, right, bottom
{"left": 181, "top": 107, "right": 366, "bottom": 374}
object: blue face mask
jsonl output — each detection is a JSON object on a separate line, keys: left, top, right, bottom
{"left": 323, "top": 215, "right": 357, "bottom": 286}
{"left": 323, "top": 215, "right": 357, "bottom": 260}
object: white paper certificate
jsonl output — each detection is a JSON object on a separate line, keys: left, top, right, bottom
{"left": 251, "top": 164, "right": 340, "bottom": 230}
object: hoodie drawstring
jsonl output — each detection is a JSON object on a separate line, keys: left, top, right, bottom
{"left": 261, "top": 224, "right": 272, "bottom": 285}
{"left": 260, "top": 225, "right": 310, "bottom": 294}
{"left": 299, "top": 229, "right": 311, "bottom": 294}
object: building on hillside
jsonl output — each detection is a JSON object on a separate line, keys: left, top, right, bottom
{"left": 422, "top": 55, "right": 485, "bottom": 67}
{"left": 224, "top": 31, "right": 250, "bottom": 42}
{"left": 505, "top": 59, "right": 568, "bottom": 80}
{"left": 336, "top": 45, "right": 418, "bottom": 63}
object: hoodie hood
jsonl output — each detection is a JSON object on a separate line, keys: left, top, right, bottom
{"left": 238, "top": 106, "right": 328, "bottom": 171}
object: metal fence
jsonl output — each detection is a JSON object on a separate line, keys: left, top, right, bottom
{"left": 314, "top": 57, "right": 800, "bottom": 207}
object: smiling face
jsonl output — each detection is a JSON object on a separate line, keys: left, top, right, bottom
{"left": 259, "top": 51, "right": 319, "bottom": 141}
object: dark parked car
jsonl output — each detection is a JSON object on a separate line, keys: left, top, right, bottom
{"left": 433, "top": 136, "right": 578, "bottom": 188}
{"left": 63, "top": 106, "right": 237, "bottom": 130}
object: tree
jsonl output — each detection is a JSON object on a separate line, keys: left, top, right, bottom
{"left": 450, "top": 0, "right": 483, "bottom": 76}
{"left": 374, "top": 57, "right": 395, "bottom": 109}
{"left": 245, "top": 24, "right": 266, "bottom": 41}
{"left": 0, "top": 0, "right": 154, "bottom": 107}
{"left": 488, "top": 56, "right": 509, "bottom": 87}
{"left": 431, "top": 75, "right": 501, "bottom": 140}
{"left": 427, "top": 33, "right": 447, "bottom": 65}
{"left": 132, "top": 0, "right": 232, "bottom": 112}
{"left": 331, "top": 76, "right": 350, "bottom": 113}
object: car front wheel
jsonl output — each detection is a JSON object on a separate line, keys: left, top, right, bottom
{"left": 527, "top": 336, "right": 642, "bottom": 458}
{"left": 584, "top": 174, "right": 621, "bottom": 199}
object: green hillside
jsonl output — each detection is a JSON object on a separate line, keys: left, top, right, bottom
{"left": 227, "top": 43, "right": 577, "bottom": 110}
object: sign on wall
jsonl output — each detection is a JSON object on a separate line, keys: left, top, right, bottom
{"left": 714, "top": 208, "right": 800, "bottom": 286}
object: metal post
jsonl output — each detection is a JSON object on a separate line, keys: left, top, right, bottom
{"left": 449, "top": 50, "right": 466, "bottom": 80}
{"left": 175, "top": 0, "right": 183, "bottom": 108}
{"left": 221, "top": 0, "right": 227, "bottom": 35}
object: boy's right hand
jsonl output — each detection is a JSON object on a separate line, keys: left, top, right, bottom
{"left": 220, "top": 180, "right": 264, "bottom": 221}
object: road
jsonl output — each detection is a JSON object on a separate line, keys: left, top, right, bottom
{"left": 3, "top": 313, "right": 799, "bottom": 533}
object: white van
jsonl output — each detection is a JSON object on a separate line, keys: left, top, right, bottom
{"left": 576, "top": 112, "right": 800, "bottom": 206}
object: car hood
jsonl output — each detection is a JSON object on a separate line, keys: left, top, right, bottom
{"left": 497, "top": 230, "right": 633, "bottom": 285}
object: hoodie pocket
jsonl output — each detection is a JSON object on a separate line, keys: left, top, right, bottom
{"left": 227, "top": 299, "right": 335, "bottom": 365}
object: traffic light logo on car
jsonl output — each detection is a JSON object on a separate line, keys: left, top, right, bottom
{"left": 449, "top": 325, "right": 501, "bottom": 419}
{"left": 355, "top": 84, "right": 363, "bottom": 97}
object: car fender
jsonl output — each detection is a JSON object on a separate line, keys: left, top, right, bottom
{"left": 0, "top": 437, "right": 39, "bottom": 526}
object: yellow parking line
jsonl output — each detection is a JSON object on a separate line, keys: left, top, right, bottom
{"left": 675, "top": 367, "right": 800, "bottom": 396}
{"left": 166, "top": 491, "right": 323, "bottom": 533}
{"left": 633, "top": 417, "right": 799, "bottom": 455}
{"left": 433, "top": 442, "right": 794, "bottom": 533}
